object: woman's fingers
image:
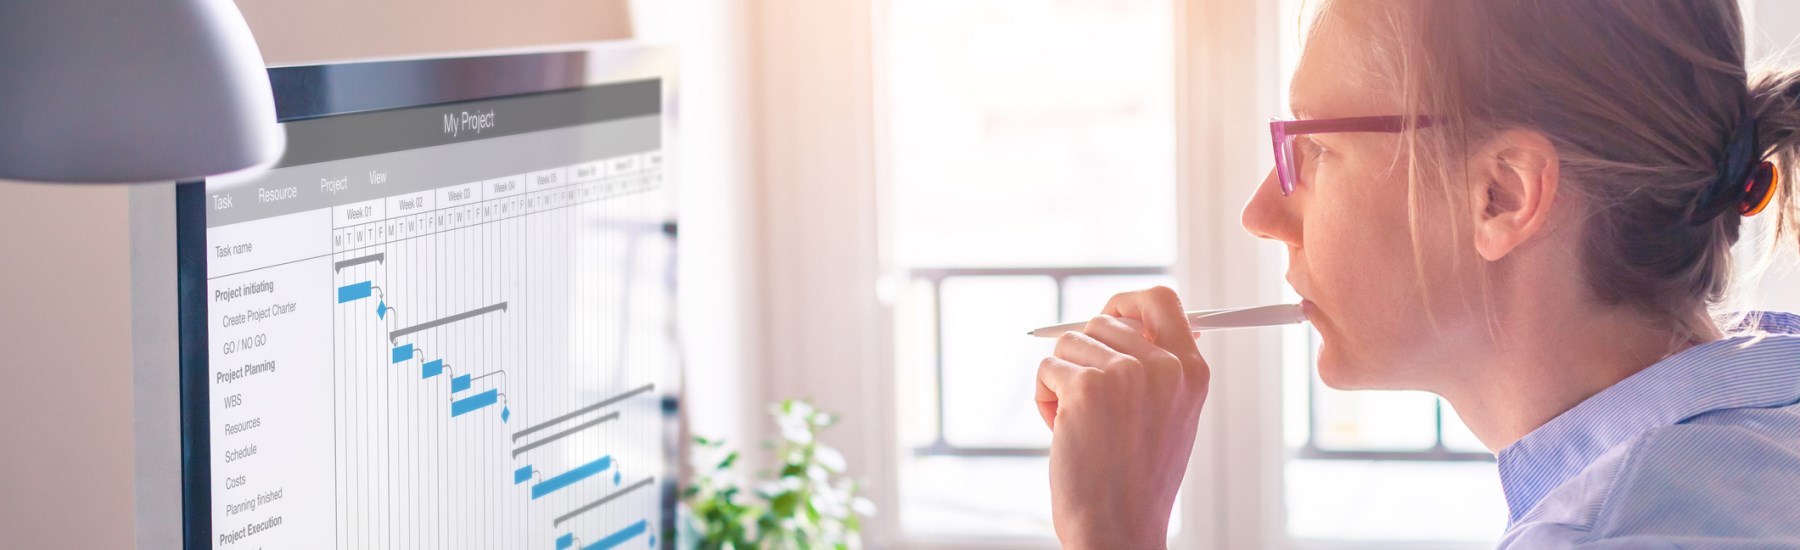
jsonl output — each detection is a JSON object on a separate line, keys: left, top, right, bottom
{"left": 1042, "top": 315, "right": 1186, "bottom": 432}
{"left": 1103, "top": 286, "right": 1202, "bottom": 363}
{"left": 1052, "top": 329, "right": 1130, "bottom": 370}
{"left": 1036, "top": 356, "right": 1087, "bottom": 429}
{"left": 1080, "top": 314, "right": 1180, "bottom": 369}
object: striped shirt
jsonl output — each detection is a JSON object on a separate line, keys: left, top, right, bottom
{"left": 1499, "top": 312, "right": 1800, "bottom": 548}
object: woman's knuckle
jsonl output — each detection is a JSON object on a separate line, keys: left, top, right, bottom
{"left": 1054, "top": 331, "right": 1084, "bottom": 352}
{"left": 1106, "top": 356, "right": 1142, "bottom": 371}
{"left": 1067, "top": 368, "right": 1099, "bottom": 391}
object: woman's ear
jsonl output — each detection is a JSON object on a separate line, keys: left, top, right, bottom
{"left": 1471, "top": 129, "right": 1559, "bottom": 261}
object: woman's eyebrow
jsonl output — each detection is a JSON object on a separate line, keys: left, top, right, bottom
{"left": 1288, "top": 84, "right": 1308, "bottom": 117}
{"left": 1290, "top": 105, "right": 1315, "bottom": 119}
{"left": 1288, "top": 98, "right": 1319, "bottom": 120}
{"left": 1288, "top": 71, "right": 1324, "bottom": 118}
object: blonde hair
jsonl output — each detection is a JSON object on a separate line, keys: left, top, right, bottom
{"left": 1314, "top": 0, "right": 1800, "bottom": 340}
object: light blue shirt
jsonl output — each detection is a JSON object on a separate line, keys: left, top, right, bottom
{"left": 1499, "top": 312, "right": 1800, "bottom": 548}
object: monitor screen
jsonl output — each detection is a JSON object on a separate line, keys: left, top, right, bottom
{"left": 177, "top": 50, "right": 676, "bottom": 550}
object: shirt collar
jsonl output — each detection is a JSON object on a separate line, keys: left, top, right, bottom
{"left": 1495, "top": 312, "right": 1800, "bottom": 523}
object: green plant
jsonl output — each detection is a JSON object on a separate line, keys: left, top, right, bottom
{"left": 684, "top": 436, "right": 760, "bottom": 549}
{"left": 682, "top": 399, "right": 875, "bottom": 550}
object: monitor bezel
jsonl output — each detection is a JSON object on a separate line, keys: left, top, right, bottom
{"left": 175, "top": 43, "right": 679, "bottom": 550}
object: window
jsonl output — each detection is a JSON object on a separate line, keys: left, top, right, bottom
{"left": 880, "top": 0, "right": 1176, "bottom": 540}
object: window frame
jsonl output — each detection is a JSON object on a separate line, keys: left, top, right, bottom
{"left": 1169, "top": 0, "right": 1288, "bottom": 547}
{"left": 907, "top": 266, "right": 1169, "bottom": 460}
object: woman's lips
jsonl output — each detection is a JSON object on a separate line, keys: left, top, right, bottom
{"left": 1288, "top": 273, "right": 1316, "bottom": 321}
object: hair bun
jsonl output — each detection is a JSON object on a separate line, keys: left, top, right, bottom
{"left": 1687, "top": 104, "right": 1762, "bottom": 225}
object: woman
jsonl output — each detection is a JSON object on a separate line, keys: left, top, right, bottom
{"left": 1035, "top": 0, "right": 1800, "bottom": 547}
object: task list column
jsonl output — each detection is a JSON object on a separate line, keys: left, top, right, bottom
{"left": 205, "top": 207, "right": 335, "bottom": 549}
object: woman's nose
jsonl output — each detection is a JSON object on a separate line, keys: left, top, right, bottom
{"left": 1242, "top": 167, "right": 1301, "bottom": 245}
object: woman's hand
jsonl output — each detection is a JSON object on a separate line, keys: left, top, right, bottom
{"left": 1035, "top": 286, "right": 1211, "bottom": 549}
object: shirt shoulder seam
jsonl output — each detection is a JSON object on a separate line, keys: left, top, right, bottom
{"left": 1581, "top": 427, "right": 1661, "bottom": 540}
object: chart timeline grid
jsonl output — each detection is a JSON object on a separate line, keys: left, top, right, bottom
{"left": 190, "top": 79, "right": 674, "bottom": 549}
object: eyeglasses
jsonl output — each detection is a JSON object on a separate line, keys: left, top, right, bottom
{"left": 1269, "top": 115, "right": 1436, "bottom": 195}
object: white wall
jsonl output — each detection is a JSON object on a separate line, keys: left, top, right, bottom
{"left": 630, "top": 0, "right": 764, "bottom": 470}
{"left": 238, "top": 0, "right": 629, "bottom": 65}
{"left": 0, "top": 183, "right": 136, "bottom": 549}
{"left": 743, "top": 0, "right": 896, "bottom": 544}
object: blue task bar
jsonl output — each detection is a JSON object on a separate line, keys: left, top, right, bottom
{"left": 450, "top": 389, "right": 499, "bottom": 417}
{"left": 581, "top": 520, "right": 648, "bottom": 550}
{"left": 515, "top": 465, "right": 533, "bottom": 484}
{"left": 337, "top": 281, "right": 372, "bottom": 303}
{"left": 422, "top": 359, "right": 444, "bottom": 379}
{"left": 391, "top": 344, "right": 415, "bottom": 363}
{"left": 557, "top": 533, "right": 575, "bottom": 550}
{"left": 532, "top": 455, "right": 612, "bottom": 499}
{"left": 451, "top": 374, "right": 471, "bottom": 392}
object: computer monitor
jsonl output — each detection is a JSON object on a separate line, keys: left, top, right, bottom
{"left": 175, "top": 45, "right": 678, "bottom": 550}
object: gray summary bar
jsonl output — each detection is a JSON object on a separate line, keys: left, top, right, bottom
{"left": 388, "top": 303, "right": 507, "bottom": 342}
{"left": 553, "top": 477, "right": 655, "bottom": 526}
{"left": 511, "top": 411, "right": 621, "bottom": 458}
{"left": 512, "top": 384, "right": 656, "bottom": 441}
{"left": 333, "top": 253, "right": 384, "bottom": 271}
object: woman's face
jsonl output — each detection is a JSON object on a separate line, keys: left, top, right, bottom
{"left": 1242, "top": 23, "right": 1481, "bottom": 391}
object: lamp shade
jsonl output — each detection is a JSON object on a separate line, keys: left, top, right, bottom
{"left": 0, "top": 0, "right": 283, "bottom": 183}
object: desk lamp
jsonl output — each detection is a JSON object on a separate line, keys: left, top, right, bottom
{"left": 0, "top": 0, "right": 282, "bottom": 183}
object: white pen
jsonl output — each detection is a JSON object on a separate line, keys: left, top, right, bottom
{"left": 1026, "top": 303, "right": 1307, "bottom": 338}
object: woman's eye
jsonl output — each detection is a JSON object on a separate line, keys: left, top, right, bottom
{"left": 1296, "top": 136, "right": 1328, "bottom": 164}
